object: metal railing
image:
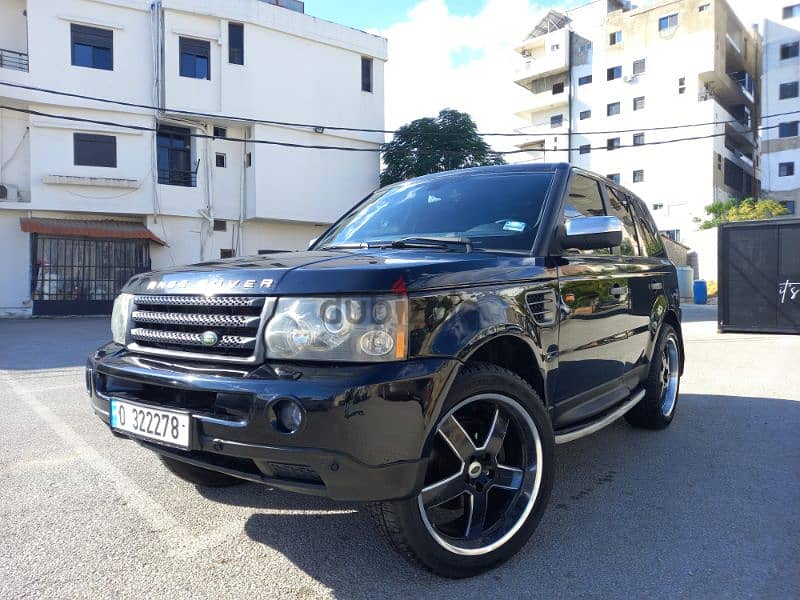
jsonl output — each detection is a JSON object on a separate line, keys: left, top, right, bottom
{"left": 0, "top": 48, "right": 29, "bottom": 72}
{"left": 157, "top": 169, "right": 197, "bottom": 187}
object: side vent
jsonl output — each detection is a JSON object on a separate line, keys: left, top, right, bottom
{"left": 526, "top": 289, "right": 557, "bottom": 326}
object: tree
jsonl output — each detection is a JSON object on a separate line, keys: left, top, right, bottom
{"left": 700, "top": 197, "right": 788, "bottom": 229}
{"left": 380, "top": 109, "right": 505, "bottom": 186}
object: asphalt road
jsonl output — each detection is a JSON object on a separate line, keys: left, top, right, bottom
{"left": 1, "top": 307, "right": 798, "bottom": 599}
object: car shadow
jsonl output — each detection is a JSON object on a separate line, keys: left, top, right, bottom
{"left": 230, "top": 393, "right": 799, "bottom": 598}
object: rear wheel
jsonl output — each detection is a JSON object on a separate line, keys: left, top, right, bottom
{"left": 158, "top": 455, "right": 244, "bottom": 487}
{"left": 369, "top": 363, "right": 554, "bottom": 578}
{"left": 625, "top": 323, "right": 681, "bottom": 430}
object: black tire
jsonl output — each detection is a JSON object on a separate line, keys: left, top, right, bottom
{"left": 369, "top": 362, "right": 555, "bottom": 578}
{"left": 158, "top": 455, "right": 245, "bottom": 487}
{"left": 625, "top": 323, "right": 682, "bottom": 430}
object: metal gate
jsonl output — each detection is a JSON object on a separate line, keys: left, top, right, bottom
{"left": 31, "top": 235, "right": 151, "bottom": 316}
{"left": 718, "top": 218, "right": 800, "bottom": 334}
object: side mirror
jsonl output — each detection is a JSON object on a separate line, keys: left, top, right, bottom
{"left": 308, "top": 237, "right": 318, "bottom": 250}
{"left": 561, "top": 216, "right": 622, "bottom": 251}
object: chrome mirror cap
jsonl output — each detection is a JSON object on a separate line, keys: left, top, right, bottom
{"left": 564, "top": 215, "right": 622, "bottom": 237}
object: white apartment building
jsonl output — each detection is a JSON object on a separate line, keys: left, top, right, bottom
{"left": 512, "top": 0, "right": 761, "bottom": 247}
{"left": 0, "top": 0, "right": 387, "bottom": 316}
{"left": 760, "top": 3, "right": 800, "bottom": 209}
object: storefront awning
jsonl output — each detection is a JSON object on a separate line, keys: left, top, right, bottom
{"left": 20, "top": 218, "right": 167, "bottom": 246}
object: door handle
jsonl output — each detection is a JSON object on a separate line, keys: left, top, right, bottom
{"left": 649, "top": 281, "right": 663, "bottom": 291}
{"left": 610, "top": 285, "right": 628, "bottom": 296}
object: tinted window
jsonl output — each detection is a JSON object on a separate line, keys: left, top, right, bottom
{"left": 229, "top": 23, "right": 244, "bottom": 65}
{"left": 779, "top": 121, "right": 799, "bottom": 137}
{"left": 317, "top": 172, "right": 554, "bottom": 253}
{"left": 606, "top": 187, "right": 639, "bottom": 256}
{"left": 71, "top": 24, "right": 113, "bottom": 70}
{"left": 563, "top": 174, "right": 607, "bottom": 255}
{"left": 180, "top": 37, "right": 210, "bottom": 79}
{"left": 74, "top": 133, "right": 116, "bottom": 167}
{"left": 607, "top": 66, "right": 622, "bottom": 80}
{"left": 630, "top": 198, "right": 664, "bottom": 257}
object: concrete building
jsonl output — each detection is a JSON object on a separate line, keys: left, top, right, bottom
{"left": 512, "top": 0, "right": 761, "bottom": 247}
{"left": 0, "top": 0, "right": 387, "bottom": 316}
{"left": 760, "top": 3, "right": 800, "bottom": 211}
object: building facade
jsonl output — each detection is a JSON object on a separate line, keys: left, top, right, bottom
{"left": 0, "top": 0, "right": 387, "bottom": 316}
{"left": 760, "top": 3, "right": 800, "bottom": 210}
{"left": 512, "top": 0, "right": 761, "bottom": 247}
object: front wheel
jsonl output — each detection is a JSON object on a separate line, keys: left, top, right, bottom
{"left": 369, "top": 363, "right": 554, "bottom": 578}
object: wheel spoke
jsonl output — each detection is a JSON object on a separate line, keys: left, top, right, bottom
{"left": 438, "top": 414, "right": 477, "bottom": 462}
{"left": 421, "top": 472, "right": 468, "bottom": 509}
{"left": 492, "top": 464, "right": 524, "bottom": 491}
{"left": 465, "top": 490, "right": 488, "bottom": 538}
{"left": 482, "top": 408, "right": 510, "bottom": 457}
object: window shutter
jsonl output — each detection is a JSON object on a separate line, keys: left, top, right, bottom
{"left": 180, "top": 37, "right": 210, "bottom": 58}
{"left": 71, "top": 24, "right": 113, "bottom": 49}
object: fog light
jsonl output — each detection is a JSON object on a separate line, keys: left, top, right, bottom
{"left": 272, "top": 398, "right": 304, "bottom": 434}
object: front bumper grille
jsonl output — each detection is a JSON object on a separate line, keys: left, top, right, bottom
{"left": 127, "top": 295, "right": 275, "bottom": 363}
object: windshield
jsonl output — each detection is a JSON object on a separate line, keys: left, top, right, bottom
{"left": 316, "top": 171, "right": 555, "bottom": 253}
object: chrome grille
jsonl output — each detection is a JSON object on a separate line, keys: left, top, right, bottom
{"left": 128, "top": 295, "right": 273, "bottom": 363}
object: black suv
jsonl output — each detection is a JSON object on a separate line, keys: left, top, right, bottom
{"left": 87, "top": 164, "right": 683, "bottom": 577}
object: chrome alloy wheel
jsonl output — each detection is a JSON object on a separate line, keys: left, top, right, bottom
{"left": 417, "top": 394, "right": 543, "bottom": 556}
{"left": 660, "top": 336, "right": 680, "bottom": 417}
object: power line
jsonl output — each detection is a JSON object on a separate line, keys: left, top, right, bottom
{"left": 0, "top": 103, "right": 788, "bottom": 156}
{"left": 2, "top": 79, "right": 798, "bottom": 139}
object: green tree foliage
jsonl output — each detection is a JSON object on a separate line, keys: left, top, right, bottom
{"left": 380, "top": 109, "right": 505, "bottom": 186}
{"left": 700, "top": 198, "right": 788, "bottom": 229}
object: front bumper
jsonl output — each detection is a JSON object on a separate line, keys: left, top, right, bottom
{"left": 87, "top": 343, "right": 460, "bottom": 502}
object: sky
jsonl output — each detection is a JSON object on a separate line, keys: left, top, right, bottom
{"left": 303, "top": 0, "right": 770, "bottom": 149}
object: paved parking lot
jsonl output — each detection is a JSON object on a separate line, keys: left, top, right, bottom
{"left": 1, "top": 307, "right": 798, "bottom": 599}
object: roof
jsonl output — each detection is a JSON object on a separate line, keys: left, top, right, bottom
{"left": 20, "top": 218, "right": 167, "bottom": 246}
{"left": 525, "top": 10, "right": 570, "bottom": 39}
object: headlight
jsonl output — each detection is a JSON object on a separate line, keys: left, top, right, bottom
{"left": 265, "top": 295, "right": 408, "bottom": 362}
{"left": 111, "top": 293, "right": 134, "bottom": 345}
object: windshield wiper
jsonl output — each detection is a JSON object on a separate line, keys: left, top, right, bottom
{"left": 319, "top": 242, "right": 372, "bottom": 250}
{"left": 387, "top": 237, "right": 473, "bottom": 252}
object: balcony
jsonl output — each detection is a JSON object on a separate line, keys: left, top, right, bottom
{"left": 718, "top": 105, "right": 756, "bottom": 148}
{"left": 515, "top": 89, "right": 569, "bottom": 122}
{"left": 513, "top": 28, "right": 569, "bottom": 88}
{"left": 699, "top": 68, "right": 755, "bottom": 107}
{"left": 0, "top": 48, "right": 28, "bottom": 72}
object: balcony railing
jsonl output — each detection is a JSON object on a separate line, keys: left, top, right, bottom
{"left": 158, "top": 169, "right": 197, "bottom": 187}
{"left": 0, "top": 48, "right": 28, "bottom": 72}
{"left": 729, "top": 71, "right": 755, "bottom": 102}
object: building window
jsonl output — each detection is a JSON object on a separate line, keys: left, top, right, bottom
{"left": 609, "top": 31, "right": 622, "bottom": 45}
{"left": 678, "top": 76, "right": 686, "bottom": 94}
{"left": 228, "top": 22, "right": 244, "bottom": 65}
{"left": 659, "top": 13, "right": 679, "bottom": 31}
{"left": 607, "top": 137, "right": 621, "bottom": 150}
{"left": 607, "top": 173, "right": 620, "bottom": 184}
{"left": 580, "top": 109, "right": 591, "bottom": 120}
{"left": 784, "top": 5, "right": 800, "bottom": 19}
{"left": 779, "top": 81, "right": 799, "bottom": 99}
{"left": 551, "top": 43, "right": 560, "bottom": 51}
{"left": 74, "top": 133, "right": 117, "bottom": 167}
{"left": 578, "top": 74, "right": 592, "bottom": 85}
{"left": 213, "top": 219, "right": 227, "bottom": 232}
{"left": 782, "top": 200, "right": 797, "bottom": 214}
{"left": 779, "top": 121, "right": 799, "bottom": 137}
{"left": 633, "top": 132, "right": 645, "bottom": 145}
{"left": 633, "top": 169, "right": 644, "bottom": 183}
{"left": 780, "top": 41, "right": 799, "bottom": 59}
{"left": 157, "top": 125, "right": 195, "bottom": 187}
{"left": 779, "top": 162, "right": 796, "bottom": 176}
{"left": 361, "top": 57, "right": 373, "bottom": 92}
{"left": 579, "top": 144, "right": 591, "bottom": 154}
{"left": 220, "top": 249, "right": 235, "bottom": 259}
{"left": 607, "top": 101, "right": 621, "bottom": 116}
{"left": 632, "top": 96, "right": 645, "bottom": 111}
{"left": 699, "top": 3, "right": 710, "bottom": 11}
{"left": 724, "top": 158, "right": 744, "bottom": 191}
{"left": 607, "top": 65, "right": 622, "bottom": 81}
{"left": 180, "top": 37, "right": 210, "bottom": 80}
{"left": 663, "top": 230, "right": 680, "bottom": 242}
{"left": 716, "top": 152, "right": 722, "bottom": 171}
{"left": 215, "top": 153, "right": 226, "bottom": 168}
{"left": 552, "top": 81, "right": 565, "bottom": 94}
{"left": 71, "top": 24, "right": 113, "bottom": 70}
{"left": 213, "top": 126, "right": 227, "bottom": 138}
{"left": 246, "top": 152, "right": 252, "bottom": 167}
{"left": 653, "top": 203, "right": 664, "bottom": 210}
{"left": 633, "top": 59, "right": 646, "bottom": 75}
{"left": 550, "top": 114, "right": 563, "bottom": 128}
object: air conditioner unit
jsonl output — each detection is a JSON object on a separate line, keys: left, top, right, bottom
{"left": 0, "top": 184, "right": 20, "bottom": 202}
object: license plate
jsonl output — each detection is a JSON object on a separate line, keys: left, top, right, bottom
{"left": 109, "top": 399, "right": 190, "bottom": 449}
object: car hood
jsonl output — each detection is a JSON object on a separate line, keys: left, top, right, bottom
{"left": 123, "top": 249, "right": 548, "bottom": 296}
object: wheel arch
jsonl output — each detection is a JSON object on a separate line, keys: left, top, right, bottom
{"left": 661, "top": 309, "right": 685, "bottom": 375}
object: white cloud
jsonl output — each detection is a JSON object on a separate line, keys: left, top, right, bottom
{"left": 375, "top": 0, "right": 550, "bottom": 152}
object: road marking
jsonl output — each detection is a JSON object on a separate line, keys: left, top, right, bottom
{"left": 0, "top": 372, "right": 245, "bottom": 556}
